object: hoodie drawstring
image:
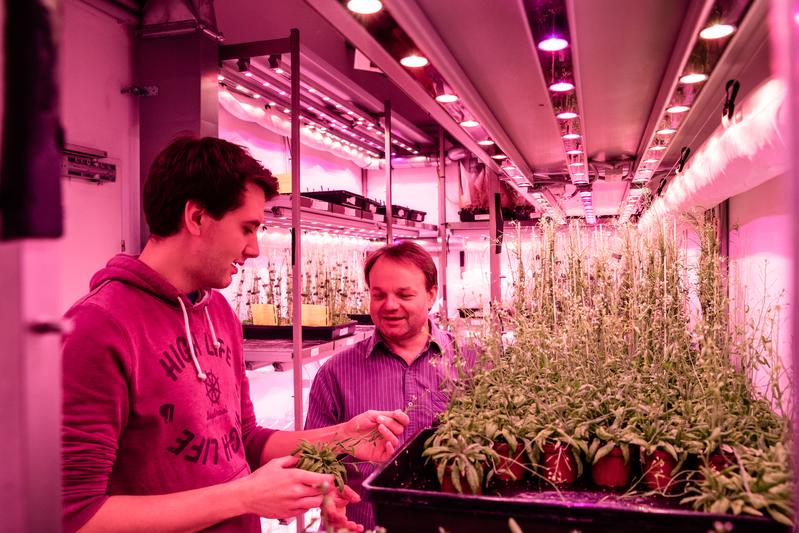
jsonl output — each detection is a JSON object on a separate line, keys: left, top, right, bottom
{"left": 204, "top": 307, "right": 222, "bottom": 349}
{"left": 177, "top": 297, "right": 207, "bottom": 381}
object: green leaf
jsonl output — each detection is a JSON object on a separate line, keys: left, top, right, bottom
{"left": 465, "top": 461, "right": 481, "bottom": 494}
{"left": 593, "top": 441, "right": 617, "bottom": 465}
{"left": 767, "top": 509, "right": 793, "bottom": 527}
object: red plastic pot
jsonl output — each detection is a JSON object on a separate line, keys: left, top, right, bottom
{"left": 542, "top": 443, "right": 578, "bottom": 485}
{"left": 440, "top": 465, "right": 482, "bottom": 495}
{"left": 707, "top": 450, "right": 735, "bottom": 472}
{"left": 642, "top": 450, "right": 678, "bottom": 491}
{"left": 493, "top": 442, "right": 527, "bottom": 482}
{"left": 591, "top": 446, "right": 631, "bottom": 488}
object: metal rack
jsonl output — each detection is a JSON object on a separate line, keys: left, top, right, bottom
{"left": 263, "top": 193, "right": 439, "bottom": 239}
{"left": 244, "top": 325, "right": 374, "bottom": 371}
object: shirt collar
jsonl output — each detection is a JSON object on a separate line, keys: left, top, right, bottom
{"left": 366, "top": 319, "right": 447, "bottom": 358}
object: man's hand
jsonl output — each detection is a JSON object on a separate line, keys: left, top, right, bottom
{"left": 237, "top": 456, "right": 340, "bottom": 519}
{"left": 341, "top": 409, "right": 410, "bottom": 462}
{"left": 321, "top": 484, "right": 363, "bottom": 532}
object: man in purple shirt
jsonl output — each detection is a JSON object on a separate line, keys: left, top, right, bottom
{"left": 306, "top": 241, "right": 467, "bottom": 529}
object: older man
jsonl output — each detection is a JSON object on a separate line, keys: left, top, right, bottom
{"left": 306, "top": 240, "right": 468, "bottom": 529}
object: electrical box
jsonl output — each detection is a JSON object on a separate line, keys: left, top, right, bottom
{"left": 60, "top": 143, "right": 116, "bottom": 184}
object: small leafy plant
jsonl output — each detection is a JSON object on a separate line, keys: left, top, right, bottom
{"left": 293, "top": 440, "right": 348, "bottom": 493}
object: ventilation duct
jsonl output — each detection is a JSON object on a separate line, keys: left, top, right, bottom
{"left": 219, "top": 90, "right": 379, "bottom": 169}
{"left": 381, "top": 147, "right": 470, "bottom": 168}
{"left": 638, "top": 78, "right": 788, "bottom": 232}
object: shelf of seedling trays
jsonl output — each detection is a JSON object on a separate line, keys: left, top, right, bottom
{"left": 363, "top": 428, "right": 789, "bottom": 533}
{"left": 264, "top": 193, "right": 438, "bottom": 239}
{"left": 243, "top": 325, "right": 374, "bottom": 371}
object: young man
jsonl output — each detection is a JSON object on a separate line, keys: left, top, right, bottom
{"left": 61, "top": 137, "right": 409, "bottom": 533}
{"left": 305, "top": 241, "right": 469, "bottom": 529}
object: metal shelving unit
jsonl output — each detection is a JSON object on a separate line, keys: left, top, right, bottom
{"left": 244, "top": 325, "right": 374, "bottom": 371}
{"left": 263, "top": 193, "right": 439, "bottom": 239}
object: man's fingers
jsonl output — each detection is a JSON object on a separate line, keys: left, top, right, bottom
{"left": 293, "top": 495, "right": 325, "bottom": 512}
{"left": 341, "top": 484, "right": 361, "bottom": 503}
{"left": 269, "top": 455, "right": 300, "bottom": 469}
{"left": 292, "top": 469, "right": 336, "bottom": 489}
{"left": 376, "top": 423, "right": 400, "bottom": 447}
{"left": 375, "top": 412, "right": 409, "bottom": 436}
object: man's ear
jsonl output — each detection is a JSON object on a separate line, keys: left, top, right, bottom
{"left": 428, "top": 285, "right": 438, "bottom": 310}
{"left": 184, "top": 200, "right": 205, "bottom": 236}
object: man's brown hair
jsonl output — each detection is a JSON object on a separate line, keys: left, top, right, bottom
{"left": 364, "top": 240, "right": 438, "bottom": 291}
{"left": 143, "top": 136, "right": 278, "bottom": 237}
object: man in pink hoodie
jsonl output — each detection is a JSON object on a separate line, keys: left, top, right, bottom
{"left": 61, "top": 137, "right": 409, "bottom": 533}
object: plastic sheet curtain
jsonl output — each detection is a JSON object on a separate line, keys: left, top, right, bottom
{"left": 0, "top": 0, "right": 64, "bottom": 239}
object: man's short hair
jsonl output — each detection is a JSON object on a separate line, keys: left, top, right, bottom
{"left": 364, "top": 240, "right": 438, "bottom": 291}
{"left": 143, "top": 136, "right": 279, "bottom": 237}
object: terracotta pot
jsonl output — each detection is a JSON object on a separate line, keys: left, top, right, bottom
{"left": 542, "top": 443, "right": 578, "bottom": 485}
{"left": 591, "top": 446, "right": 631, "bottom": 488}
{"left": 493, "top": 442, "right": 527, "bottom": 481}
{"left": 440, "top": 465, "right": 482, "bottom": 495}
{"left": 642, "top": 450, "right": 678, "bottom": 491}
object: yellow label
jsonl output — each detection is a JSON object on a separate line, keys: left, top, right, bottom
{"left": 251, "top": 303, "right": 277, "bottom": 326}
{"left": 301, "top": 304, "right": 330, "bottom": 326}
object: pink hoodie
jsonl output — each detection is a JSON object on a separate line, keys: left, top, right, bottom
{"left": 62, "top": 254, "right": 274, "bottom": 532}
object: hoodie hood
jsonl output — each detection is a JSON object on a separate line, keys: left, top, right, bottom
{"left": 90, "top": 254, "right": 211, "bottom": 309}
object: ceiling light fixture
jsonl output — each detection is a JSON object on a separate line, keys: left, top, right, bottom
{"left": 477, "top": 139, "right": 495, "bottom": 146}
{"left": 656, "top": 128, "right": 677, "bottom": 135}
{"left": 666, "top": 104, "right": 690, "bottom": 113}
{"left": 346, "top": 0, "right": 383, "bottom": 15}
{"left": 699, "top": 23, "right": 735, "bottom": 40}
{"left": 562, "top": 133, "right": 580, "bottom": 140}
{"left": 400, "top": 54, "right": 429, "bottom": 68}
{"left": 491, "top": 153, "right": 508, "bottom": 160}
{"left": 435, "top": 93, "right": 459, "bottom": 103}
{"left": 460, "top": 119, "right": 480, "bottom": 127}
{"left": 680, "top": 73, "right": 708, "bottom": 84}
{"left": 556, "top": 111, "right": 578, "bottom": 119}
{"left": 549, "top": 81, "right": 575, "bottom": 92}
{"left": 650, "top": 145, "right": 667, "bottom": 151}
{"left": 538, "top": 36, "right": 569, "bottom": 52}
{"left": 566, "top": 149, "right": 582, "bottom": 155}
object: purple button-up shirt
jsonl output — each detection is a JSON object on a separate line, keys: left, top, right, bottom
{"left": 305, "top": 320, "right": 463, "bottom": 529}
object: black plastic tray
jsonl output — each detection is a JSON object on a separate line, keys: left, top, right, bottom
{"left": 376, "top": 204, "right": 410, "bottom": 219}
{"left": 363, "top": 428, "right": 788, "bottom": 533}
{"left": 347, "top": 313, "right": 373, "bottom": 325}
{"left": 302, "top": 190, "right": 362, "bottom": 208}
{"left": 408, "top": 208, "right": 427, "bottom": 222}
{"left": 242, "top": 321, "right": 357, "bottom": 340}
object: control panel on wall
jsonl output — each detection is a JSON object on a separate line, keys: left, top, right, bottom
{"left": 60, "top": 143, "right": 116, "bottom": 184}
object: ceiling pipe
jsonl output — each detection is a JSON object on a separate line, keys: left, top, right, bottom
{"left": 303, "top": 0, "right": 502, "bottom": 174}
{"left": 383, "top": 0, "right": 533, "bottom": 181}
{"left": 629, "top": 0, "right": 716, "bottom": 171}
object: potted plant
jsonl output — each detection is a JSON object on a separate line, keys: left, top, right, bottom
{"left": 423, "top": 429, "right": 496, "bottom": 495}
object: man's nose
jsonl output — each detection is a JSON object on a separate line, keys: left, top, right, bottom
{"left": 244, "top": 236, "right": 259, "bottom": 258}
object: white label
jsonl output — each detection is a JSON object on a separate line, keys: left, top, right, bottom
{"left": 310, "top": 347, "right": 320, "bottom": 356}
